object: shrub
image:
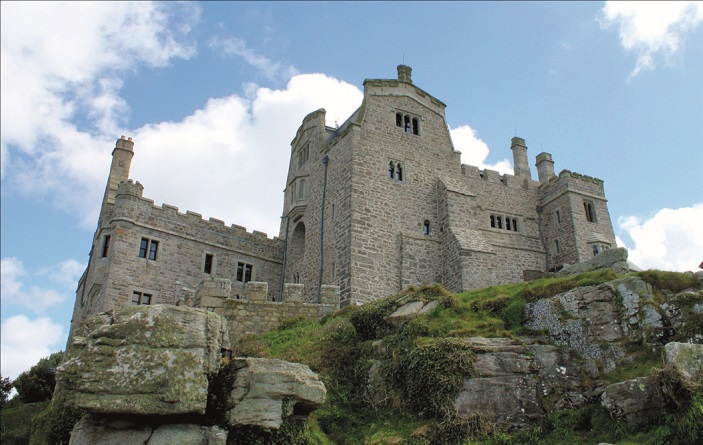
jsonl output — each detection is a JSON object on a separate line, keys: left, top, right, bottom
{"left": 636, "top": 270, "right": 699, "bottom": 293}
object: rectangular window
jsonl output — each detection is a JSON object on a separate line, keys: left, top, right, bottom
{"left": 204, "top": 254, "right": 214, "bottom": 274}
{"left": 555, "top": 239, "right": 561, "bottom": 253}
{"left": 593, "top": 245, "right": 599, "bottom": 256}
{"left": 584, "top": 201, "right": 596, "bottom": 223}
{"left": 131, "top": 291, "right": 152, "bottom": 305}
{"left": 555, "top": 209, "right": 562, "bottom": 224}
{"left": 138, "top": 238, "right": 159, "bottom": 261}
{"left": 101, "top": 235, "right": 111, "bottom": 257}
{"left": 236, "top": 262, "right": 253, "bottom": 283}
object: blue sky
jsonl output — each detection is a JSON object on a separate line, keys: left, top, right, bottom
{"left": 2, "top": 1, "right": 702, "bottom": 379}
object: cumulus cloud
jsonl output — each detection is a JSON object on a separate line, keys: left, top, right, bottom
{"left": 1, "top": 257, "right": 83, "bottom": 312}
{"left": 450, "top": 126, "right": 514, "bottom": 175}
{"left": 130, "top": 74, "right": 363, "bottom": 237}
{"left": 1, "top": 1, "right": 199, "bottom": 213}
{"left": 600, "top": 1, "right": 703, "bottom": 78}
{"left": 0, "top": 315, "right": 65, "bottom": 379}
{"left": 618, "top": 203, "right": 703, "bottom": 271}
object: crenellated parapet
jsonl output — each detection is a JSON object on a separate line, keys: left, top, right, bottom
{"left": 190, "top": 278, "right": 340, "bottom": 339}
{"left": 112, "top": 180, "right": 282, "bottom": 248}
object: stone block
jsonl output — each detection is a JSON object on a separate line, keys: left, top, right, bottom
{"left": 246, "top": 282, "right": 269, "bottom": 302}
{"left": 284, "top": 283, "right": 305, "bottom": 302}
{"left": 320, "top": 285, "right": 340, "bottom": 306}
{"left": 57, "top": 305, "right": 230, "bottom": 415}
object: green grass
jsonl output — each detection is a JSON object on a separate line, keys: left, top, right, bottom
{"left": 636, "top": 270, "right": 700, "bottom": 293}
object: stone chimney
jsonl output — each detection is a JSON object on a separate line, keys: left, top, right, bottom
{"left": 536, "top": 152, "right": 555, "bottom": 184}
{"left": 510, "top": 137, "right": 532, "bottom": 179}
{"left": 397, "top": 65, "right": 412, "bottom": 83}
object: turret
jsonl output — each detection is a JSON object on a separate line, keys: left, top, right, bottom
{"left": 102, "top": 135, "right": 135, "bottom": 207}
{"left": 397, "top": 64, "right": 412, "bottom": 83}
{"left": 536, "top": 152, "right": 555, "bottom": 184}
{"left": 510, "top": 137, "right": 532, "bottom": 179}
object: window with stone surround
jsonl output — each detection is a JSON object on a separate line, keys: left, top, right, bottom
{"left": 388, "top": 161, "right": 404, "bottom": 181}
{"left": 490, "top": 214, "right": 519, "bottom": 232}
{"left": 101, "top": 235, "right": 111, "bottom": 257}
{"left": 395, "top": 112, "right": 420, "bottom": 135}
{"left": 204, "top": 253, "right": 214, "bottom": 274}
{"left": 423, "top": 220, "right": 431, "bottom": 235}
{"left": 236, "top": 262, "right": 253, "bottom": 283}
{"left": 584, "top": 201, "right": 597, "bottom": 223}
{"left": 298, "top": 143, "right": 309, "bottom": 169}
{"left": 131, "top": 291, "right": 152, "bottom": 305}
{"left": 138, "top": 238, "right": 159, "bottom": 260}
{"left": 591, "top": 243, "right": 610, "bottom": 256}
{"left": 554, "top": 239, "right": 561, "bottom": 253}
{"left": 554, "top": 209, "right": 562, "bottom": 224}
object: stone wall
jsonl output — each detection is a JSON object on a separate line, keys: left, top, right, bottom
{"left": 189, "top": 279, "right": 340, "bottom": 340}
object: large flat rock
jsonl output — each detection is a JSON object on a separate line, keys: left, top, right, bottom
{"left": 57, "top": 305, "right": 230, "bottom": 415}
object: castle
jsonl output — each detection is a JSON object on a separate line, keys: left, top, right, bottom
{"left": 70, "top": 65, "right": 616, "bottom": 336}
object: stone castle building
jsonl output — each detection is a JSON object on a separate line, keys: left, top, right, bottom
{"left": 70, "top": 65, "right": 616, "bottom": 335}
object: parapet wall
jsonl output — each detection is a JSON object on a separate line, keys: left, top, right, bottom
{"left": 113, "top": 180, "right": 283, "bottom": 260}
{"left": 188, "top": 278, "right": 340, "bottom": 340}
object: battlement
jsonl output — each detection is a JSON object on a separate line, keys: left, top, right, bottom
{"left": 188, "top": 278, "right": 340, "bottom": 339}
{"left": 460, "top": 164, "right": 534, "bottom": 189}
{"left": 113, "top": 180, "right": 282, "bottom": 246}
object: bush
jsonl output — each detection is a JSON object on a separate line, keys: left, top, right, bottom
{"left": 13, "top": 352, "right": 63, "bottom": 404}
{"left": 636, "top": 270, "right": 699, "bottom": 293}
{"left": 0, "top": 401, "right": 49, "bottom": 445}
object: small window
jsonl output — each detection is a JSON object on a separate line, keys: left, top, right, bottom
{"left": 423, "top": 220, "right": 430, "bottom": 235}
{"left": 298, "top": 144, "right": 309, "bottom": 169}
{"left": 101, "top": 235, "right": 111, "bottom": 257}
{"left": 584, "top": 201, "right": 596, "bottom": 223}
{"left": 496, "top": 216, "right": 503, "bottom": 229}
{"left": 395, "top": 112, "right": 420, "bottom": 135}
{"left": 236, "top": 262, "right": 253, "bottom": 283}
{"left": 204, "top": 254, "right": 214, "bottom": 274}
{"left": 490, "top": 215, "right": 496, "bottom": 228}
{"left": 555, "top": 209, "right": 562, "bottom": 224}
{"left": 139, "top": 238, "right": 158, "bottom": 261}
{"left": 506, "top": 219, "right": 512, "bottom": 231}
{"left": 592, "top": 244, "right": 599, "bottom": 256}
{"left": 511, "top": 219, "right": 518, "bottom": 232}
{"left": 298, "top": 179, "right": 306, "bottom": 199}
{"left": 490, "top": 214, "right": 519, "bottom": 232}
{"left": 555, "top": 239, "right": 561, "bottom": 253}
{"left": 131, "top": 291, "right": 152, "bottom": 305}
{"left": 388, "top": 160, "right": 403, "bottom": 181}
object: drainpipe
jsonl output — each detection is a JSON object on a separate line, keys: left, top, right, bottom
{"left": 279, "top": 214, "right": 290, "bottom": 302}
{"left": 536, "top": 205, "right": 549, "bottom": 271}
{"left": 316, "top": 155, "right": 329, "bottom": 303}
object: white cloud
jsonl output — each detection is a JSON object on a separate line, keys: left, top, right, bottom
{"left": 1, "top": 257, "right": 83, "bottom": 312}
{"left": 209, "top": 36, "right": 299, "bottom": 81}
{"left": 0, "top": 315, "right": 65, "bottom": 379}
{"left": 618, "top": 203, "right": 703, "bottom": 272}
{"left": 600, "top": 1, "right": 703, "bottom": 77}
{"left": 130, "top": 74, "right": 364, "bottom": 237}
{"left": 450, "top": 126, "right": 514, "bottom": 175}
{"left": 1, "top": 1, "right": 199, "bottom": 205}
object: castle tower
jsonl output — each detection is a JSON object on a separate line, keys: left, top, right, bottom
{"left": 511, "top": 137, "right": 532, "bottom": 179}
{"left": 101, "top": 136, "right": 135, "bottom": 209}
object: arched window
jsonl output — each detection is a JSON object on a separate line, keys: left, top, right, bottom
{"left": 289, "top": 222, "right": 306, "bottom": 262}
{"left": 395, "top": 163, "right": 403, "bottom": 181}
{"left": 423, "top": 220, "right": 430, "bottom": 235}
{"left": 412, "top": 118, "right": 419, "bottom": 135}
{"left": 404, "top": 115, "right": 411, "bottom": 133}
{"left": 396, "top": 113, "right": 402, "bottom": 128}
{"left": 388, "top": 161, "right": 395, "bottom": 179}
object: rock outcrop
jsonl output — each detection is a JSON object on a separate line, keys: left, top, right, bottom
{"left": 56, "top": 305, "right": 326, "bottom": 444}
{"left": 224, "top": 357, "right": 327, "bottom": 429}
{"left": 58, "top": 305, "right": 230, "bottom": 415}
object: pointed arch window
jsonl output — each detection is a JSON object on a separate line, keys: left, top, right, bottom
{"left": 395, "top": 163, "right": 403, "bottom": 181}
{"left": 388, "top": 161, "right": 395, "bottom": 179}
{"left": 423, "top": 220, "right": 430, "bottom": 235}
